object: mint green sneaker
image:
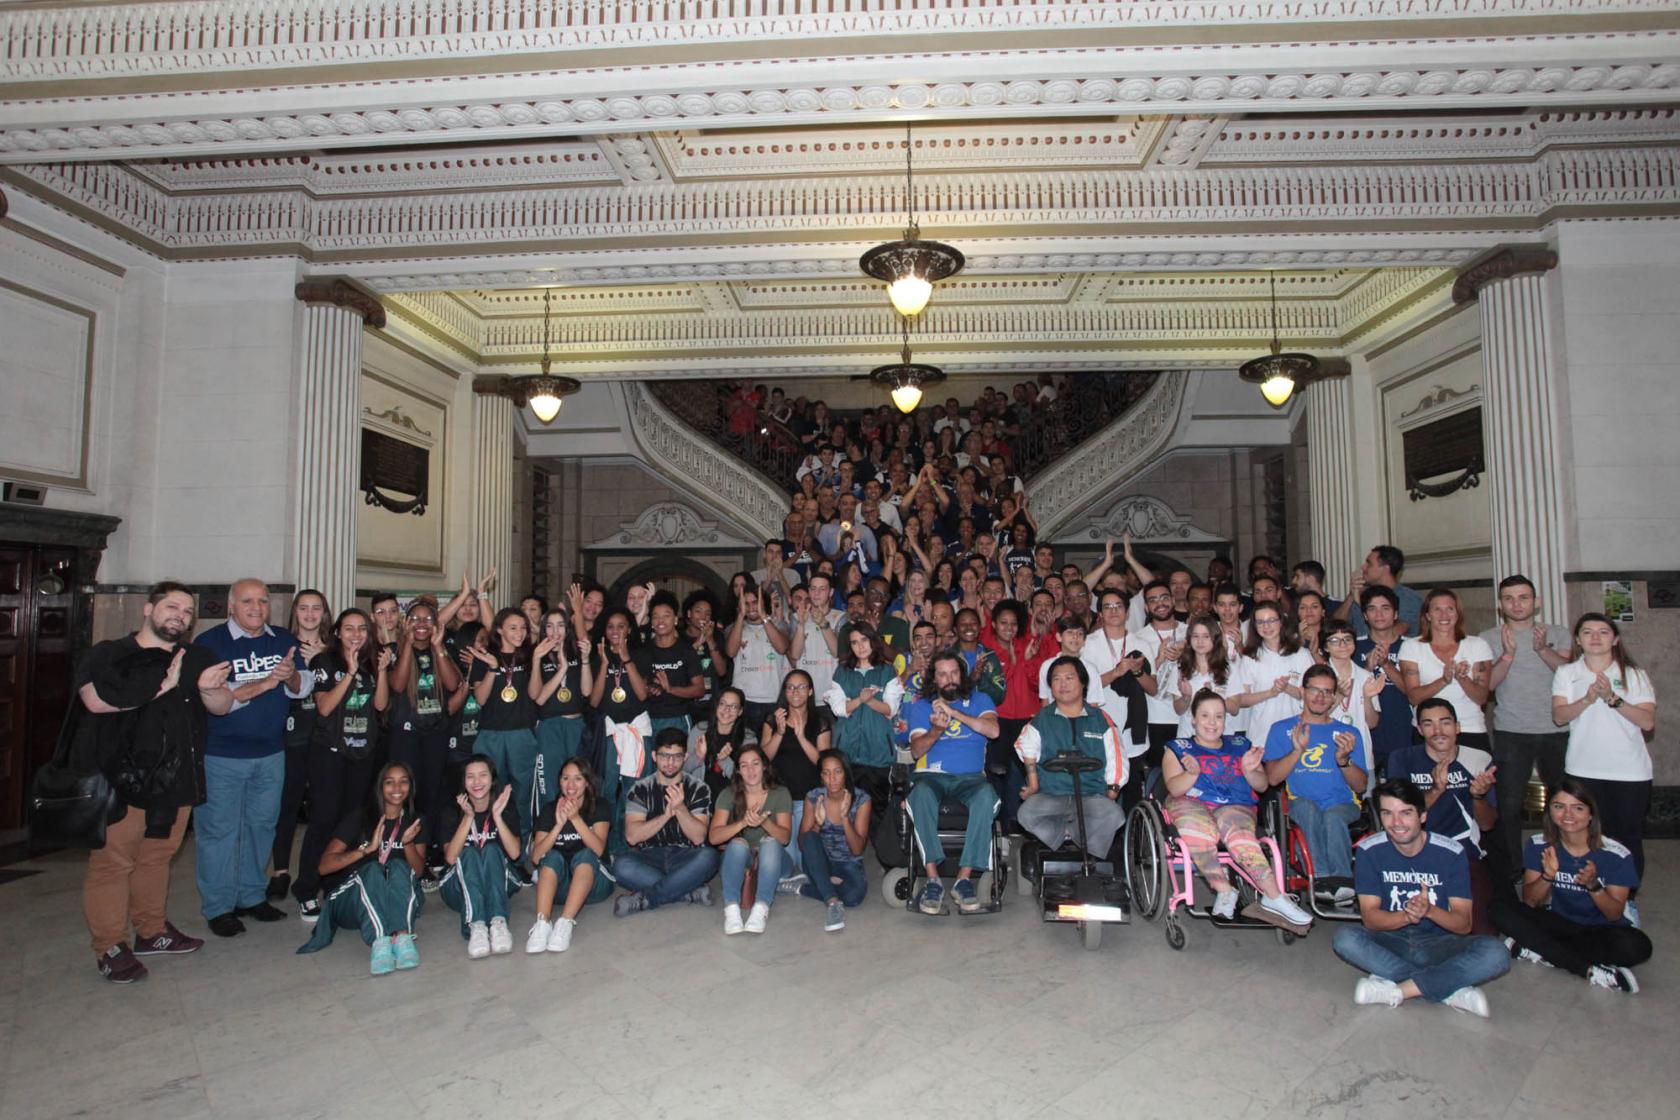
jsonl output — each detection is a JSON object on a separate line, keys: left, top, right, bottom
{"left": 370, "top": 936, "right": 396, "bottom": 976}
{"left": 392, "top": 932, "right": 419, "bottom": 971}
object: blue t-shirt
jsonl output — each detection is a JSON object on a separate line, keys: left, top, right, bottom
{"left": 1165, "top": 734, "right": 1256, "bottom": 807}
{"left": 1384, "top": 744, "right": 1495, "bottom": 859}
{"left": 805, "top": 788, "right": 872, "bottom": 866}
{"left": 1263, "top": 717, "right": 1358, "bottom": 811}
{"left": 1522, "top": 834, "right": 1637, "bottom": 927}
{"left": 1353, "top": 830, "right": 1470, "bottom": 936}
{"left": 1353, "top": 635, "right": 1411, "bottom": 766}
{"left": 903, "top": 691, "right": 996, "bottom": 774}
{"left": 194, "top": 621, "right": 308, "bottom": 758}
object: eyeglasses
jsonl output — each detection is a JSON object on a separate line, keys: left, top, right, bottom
{"left": 654, "top": 751, "right": 687, "bottom": 761}
{"left": 1255, "top": 618, "right": 1281, "bottom": 626}
{"left": 1325, "top": 636, "right": 1355, "bottom": 645}
{"left": 1303, "top": 686, "right": 1337, "bottom": 698}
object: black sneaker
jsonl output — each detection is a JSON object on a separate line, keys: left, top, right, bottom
{"left": 266, "top": 872, "right": 291, "bottom": 901}
{"left": 133, "top": 922, "right": 204, "bottom": 955}
{"left": 207, "top": 913, "right": 247, "bottom": 938}
{"left": 97, "top": 943, "right": 148, "bottom": 984}
{"left": 298, "top": 899, "right": 322, "bottom": 924}
{"left": 234, "top": 902, "right": 287, "bottom": 923}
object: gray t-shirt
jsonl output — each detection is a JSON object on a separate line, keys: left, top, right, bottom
{"left": 1478, "top": 623, "right": 1572, "bottom": 735}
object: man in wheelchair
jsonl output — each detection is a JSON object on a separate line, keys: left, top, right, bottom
{"left": 902, "top": 651, "right": 1002, "bottom": 914}
{"left": 1262, "top": 664, "right": 1369, "bottom": 905}
{"left": 1015, "top": 657, "right": 1128, "bottom": 859}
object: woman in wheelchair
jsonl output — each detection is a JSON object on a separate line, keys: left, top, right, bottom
{"left": 1161, "top": 690, "right": 1315, "bottom": 928}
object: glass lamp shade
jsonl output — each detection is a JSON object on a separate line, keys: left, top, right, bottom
{"left": 890, "top": 381, "right": 925, "bottom": 413}
{"left": 528, "top": 391, "right": 563, "bottom": 423}
{"left": 859, "top": 237, "right": 964, "bottom": 318}
{"left": 886, "top": 274, "right": 934, "bottom": 318}
{"left": 1259, "top": 374, "right": 1296, "bottom": 407}
{"left": 1239, "top": 350, "right": 1318, "bottom": 409}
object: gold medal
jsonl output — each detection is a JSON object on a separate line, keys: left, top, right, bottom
{"left": 500, "top": 685, "right": 518, "bottom": 703}
{"left": 611, "top": 686, "right": 628, "bottom": 703}
{"left": 556, "top": 687, "right": 572, "bottom": 703}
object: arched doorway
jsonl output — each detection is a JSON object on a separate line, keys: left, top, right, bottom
{"left": 604, "top": 555, "right": 731, "bottom": 609}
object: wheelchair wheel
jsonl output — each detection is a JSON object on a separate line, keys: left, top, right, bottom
{"left": 1259, "top": 795, "right": 1285, "bottom": 847}
{"left": 1016, "top": 844, "right": 1036, "bottom": 896}
{"left": 1276, "top": 928, "right": 1297, "bottom": 946}
{"left": 1164, "top": 916, "right": 1187, "bottom": 951}
{"left": 977, "top": 870, "right": 998, "bottom": 907}
{"left": 1080, "top": 920, "right": 1103, "bottom": 952}
{"left": 881, "top": 867, "right": 911, "bottom": 907}
{"left": 1124, "top": 802, "right": 1166, "bottom": 923}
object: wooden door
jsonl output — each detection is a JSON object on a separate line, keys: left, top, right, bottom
{"left": 0, "top": 545, "right": 77, "bottom": 830}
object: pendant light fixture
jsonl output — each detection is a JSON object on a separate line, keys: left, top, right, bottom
{"left": 1238, "top": 272, "right": 1320, "bottom": 408}
{"left": 870, "top": 317, "right": 946, "bottom": 413}
{"left": 523, "top": 287, "right": 577, "bottom": 423}
{"left": 859, "top": 125, "right": 964, "bottom": 317}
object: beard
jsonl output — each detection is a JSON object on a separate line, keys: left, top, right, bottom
{"left": 937, "top": 684, "right": 964, "bottom": 703}
{"left": 147, "top": 616, "right": 187, "bottom": 642}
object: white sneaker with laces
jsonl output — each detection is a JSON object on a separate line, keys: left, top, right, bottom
{"left": 488, "top": 916, "right": 513, "bottom": 955}
{"left": 524, "top": 919, "right": 552, "bottom": 955}
{"left": 1211, "top": 890, "right": 1239, "bottom": 919}
{"left": 1354, "top": 975, "right": 1403, "bottom": 1008}
{"left": 1260, "top": 893, "right": 1314, "bottom": 927}
{"left": 723, "top": 904, "right": 745, "bottom": 935}
{"left": 1587, "top": 964, "right": 1639, "bottom": 994}
{"left": 745, "top": 901, "right": 770, "bottom": 934}
{"left": 467, "top": 921, "right": 491, "bottom": 959}
{"left": 1443, "top": 986, "right": 1490, "bottom": 1018}
{"left": 547, "top": 917, "right": 575, "bottom": 953}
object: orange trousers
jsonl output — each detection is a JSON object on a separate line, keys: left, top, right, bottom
{"left": 82, "top": 805, "right": 190, "bottom": 955}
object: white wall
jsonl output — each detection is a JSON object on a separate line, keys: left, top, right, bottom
{"left": 1553, "top": 220, "right": 1680, "bottom": 570}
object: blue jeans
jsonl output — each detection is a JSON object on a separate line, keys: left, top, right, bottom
{"left": 798, "top": 831, "right": 868, "bottom": 907}
{"left": 1332, "top": 924, "right": 1511, "bottom": 1002}
{"left": 1290, "top": 797, "right": 1361, "bottom": 881}
{"left": 906, "top": 771, "right": 998, "bottom": 873}
{"left": 612, "top": 845, "right": 720, "bottom": 908}
{"left": 785, "top": 799, "right": 805, "bottom": 875}
{"left": 720, "top": 837, "right": 787, "bottom": 908}
{"left": 196, "top": 752, "right": 285, "bottom": 919}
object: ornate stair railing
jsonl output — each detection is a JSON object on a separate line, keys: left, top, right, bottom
{"left": 648, "top": 372, "right": 1162, "bottom": 495}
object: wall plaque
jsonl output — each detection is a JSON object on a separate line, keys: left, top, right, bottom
{"left": 1403, "top": 406, "right": 1484, "bottom": 502}
{"left": 360, "top": 428, "right": 429, "bottom": 515}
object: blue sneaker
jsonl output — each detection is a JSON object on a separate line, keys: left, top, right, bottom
{"left": 952, "top": 877, "right": 981, "bottom": 912}
{"left": 917, "top": 879, "right": 945, "bottom": 915}
{"left": 392, "top": 932, "right": 419, "bottom": 970}
{"left": 369, "top": 936, "right": 396, "bottom": 976}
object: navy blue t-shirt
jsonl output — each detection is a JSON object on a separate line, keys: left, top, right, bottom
{"left": 1384, "top": 744, "right": 1495, "bottom": 859}
{"left": 1354, "top": 635, "right": 1412, "bottom": 765}
{"left": 1523, "top": 834, "right": 1638, "bottom": 927}
{"left": 1354, "top": 830, "right": 1470, "bottom": 936}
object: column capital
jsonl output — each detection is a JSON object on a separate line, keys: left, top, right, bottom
{"left": 1452, "top": 246, "right": 1558, "bottom": 305}
{"left": 295, "top": 278, "right": 386, "bottom": 328}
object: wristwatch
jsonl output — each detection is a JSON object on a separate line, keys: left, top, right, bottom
{"left": 1585, "top": 878, "right": 1606, "bottom": 894}
{"left": 1607, "top": 696, "right": 1623, "bottom": 709}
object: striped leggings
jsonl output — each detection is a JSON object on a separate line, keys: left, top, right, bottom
{"left": 1165, "top": 797, "right": 1273, "bottom": 893}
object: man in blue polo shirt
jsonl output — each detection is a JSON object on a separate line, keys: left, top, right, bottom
{"left": 1333, "top": 778, "right": 1510, "bottom": 1017}
{"left": 903, "top": 651, "right": 1000, "bottom": 914}
{"left": 1264, "top": 664, "right": 1368, "bottom": 904}
{"left": 193, "top": 579, "right": 312, "bottom": 937}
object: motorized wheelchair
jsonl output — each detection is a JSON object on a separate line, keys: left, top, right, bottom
{"left": 875, "top": 755, "right": 1007, "bottom": 915}
{"left": 1013, "top": 751, "right": 1129, "bottom": 950}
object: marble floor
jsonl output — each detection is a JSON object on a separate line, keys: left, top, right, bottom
{"left": 0, "top": 840, "right": 1673, "bottom": 1120}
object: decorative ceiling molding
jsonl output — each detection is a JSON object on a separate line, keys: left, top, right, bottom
{"left": 7, "top": 60, "right": 1680, "bottom": 163}
{"left": 3, "top": 1, "right": 1665, "bottom": 85}
{"left": 1068, "top": 496, "right": 1228, "bottom": 546}
{"left": 595, "top": 135, "right": 671, "bottom": 185}
{"left": 1144, "top": 115, "right": 1231, "bottom": 169}
{"left": 10, "top": 144, "right": 1680, "bottom": 261}
{"left": 127, "top": 143, "right": 613, "bottom": 194}
{"left": 295, "top": 278, "right": 386, "bottom": 328}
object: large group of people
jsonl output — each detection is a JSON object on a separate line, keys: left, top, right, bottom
{"left": 69, "top": 409, "right": 1659, "bottom": 1017}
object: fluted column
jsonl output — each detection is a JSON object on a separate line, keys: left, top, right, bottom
{"left": 469, "top": 392, "right": 515, "bottom": 603}
{"left": 293, "top": 280, "right": 385, "bottom": 612}
{"left": 1454, "top": 247, "right": 1566, "bottom": 612}
{"left": 1305, "top": 375, "right": 1361, "bottom": 589}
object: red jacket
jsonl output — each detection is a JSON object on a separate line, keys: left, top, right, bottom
{"left": 988, "top": 632, "right": 1054, "bottom": 721}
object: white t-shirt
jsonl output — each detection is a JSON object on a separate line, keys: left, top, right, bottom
{"left": 1552, "top": 660, "right": 1657, "bottom": 781}
{"left": 794, "top": 608, "right": 847, "bottom": 701}
{"left": 1156, "top": 660, "right": 1244, "bottom": 738}
{"left": 1126, "top": 622, "right": 1189, "bottom": 726}
{"left": 1398, "top": 636, "right": 1494, "bottom": 734}
{"left": 1326, "top": 661, "right": 1379, "bottom": 773}
{"left": 731, "top": 623, "right": 787, "bottom": 704}
{"left": 1240, "top": 646, "right": 1317, "bottom": 752}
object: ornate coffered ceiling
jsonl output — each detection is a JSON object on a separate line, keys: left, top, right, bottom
{"left": 3, "top": 1, "right": 1680, "bottom": 381}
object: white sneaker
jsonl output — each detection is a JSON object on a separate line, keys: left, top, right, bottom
{"left": 467, "top": 921, "right": 490, "bottom": 959}
{"left": 488, "top": 916, "right": 513, "bottom": 955}
{"left": 1354, "top": 975, "right": 1403, "bottom": 1008}
{"left": 723, "top": 904, "right": 744, "bottom": 935}
{"left": 547, "top": 917, "right": 575, "bottom": 953}
{"left": 1587, "top": 964, "right": 1639, "bottom": 994}
{"left": 1211, "top": 890, "right": 1239, "bottom": 919}
{"left": 525, "top": 918, "right": 552, "bottom": 955}
{"left": 1332, "top": 886, "right": 1357, "bottom": 905}
{"left": 744, "top": 901, "right": 770, "bottom": 934}
{"left": 1261, "top": 893, "right": 1314, "bottom": 927}
{"left": 1443, "top": 986, "right": 1490, "bottom": 1018}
